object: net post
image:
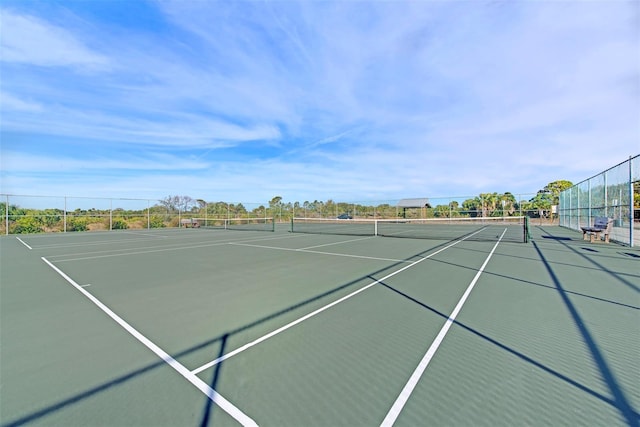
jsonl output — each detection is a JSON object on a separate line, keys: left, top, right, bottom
{"left": 524, "top": 216, "right": 530, "bottom": 243}
{"left": 374, "top": 219, "right": 378, "bottom": 236}
{"left": 290, "top": 217, "right": 294, "bottom": 233}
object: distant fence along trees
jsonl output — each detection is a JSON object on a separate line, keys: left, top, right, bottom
{"left": 1, "top": 181, "right": 574, "bottom": 234}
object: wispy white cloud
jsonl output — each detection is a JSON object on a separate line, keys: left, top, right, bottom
{"left": 0, "top": 91, "right": 43, "bottom": 112}
{"left": 1, "top": 151, "right": 211, "bottom": 172}
{"left": 1, "top": 1, "right": 638, "bottom": 203}
{"left": 0, "top": 8, "right": 109, "bottom": 69}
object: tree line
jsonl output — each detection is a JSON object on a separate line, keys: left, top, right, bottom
{"left": 1, "top": 180, "right": 574, "bottom": 234}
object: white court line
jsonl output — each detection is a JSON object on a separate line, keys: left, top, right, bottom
{"left": 229, "top": 242, "right": 411, "bottom": 264}
{"left": 191, "top": 229, "right": 487, "bottom": 376}
{"left": 29, "top": 235, "right": 178, "bottom": 250}
{"left": 49, "top": 233, "right": 304, "bottom": 262}
{"left": 16, "top": 237, "right": 32, "bottom": 250}
{"left": 299, "top": 235, "right": 375, "bottom": 250}
{"left": 23, "top": 228, "right": 293, "bottom": 250}
{"left": 380, "top": 228, "right": 507, "bottom": 426}
{"left": 122, "top": 231, "right": 170, "bottom": 238}
{"left": 41, "top": 257, "right": 257, "bottom": 427}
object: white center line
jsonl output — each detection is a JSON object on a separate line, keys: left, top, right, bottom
{"left": 192, "top": 229, "right": 488, "bottom": 376}
{"left": 41, "top": 257, "right": 257, "bottom": 427}
{"left": 380, "top": 228, "right": 507, "bottom": 426}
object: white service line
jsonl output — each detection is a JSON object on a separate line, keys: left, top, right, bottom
{"left": 122, "top": 231, "right": 170, "bottom": 238}
{"left": 16, "top": 237, "right": 32, "bottom": 250}
{"left": 29, "top": 234, "right": 178, "bottom": 249}
{"left": 41, "top": 257, "right": 257, "bottom": 427}
{"left": 380, "top": 228, "right": 507, "bottom": 426}
{"left": 230, "top": 242, "right": 411, "bottom": 263}
{"left": 49, "top": 233, "right": 302, "bottom": 262}
{"left": 192, "top": 230, "right": 486, "bottom": 376}
{"left": 299, "top": 235, "right": 375, "bottom": 250}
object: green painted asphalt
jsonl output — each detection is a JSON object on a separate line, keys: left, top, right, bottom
{"left": 1, "top": 225, "right": 638, "bottom": 426}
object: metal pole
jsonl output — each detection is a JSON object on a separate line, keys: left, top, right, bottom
{"left": 519, "top": 194, "right": 522, "bottom": 217}
{"left": 604, "top": 171, "right": 608, "bottom": 218}
{"left": 570, "top": 189, "right": 573, "bottom": 228}
{"left": 577, "top": 188, "right": 580, "bottom": 230}
{"left": 64, "top": 196, "right": 67, "bottom": 233}
{"left": 5, "top": 195, "right": 8, "bottom": 235}
{"left": 588, "top": 180, "right": 591, "bottom": 225}
{"left": 110, "top": 199, "right": 113, "bottom": 231}
{"left": 570, "top": 187, "right": 574, "bottom": 229}
{"left": 630, "top": 156, "right": 634, "bottom": 247}
{"left": 147, "top": 200, "right": 150, "bottom": 229}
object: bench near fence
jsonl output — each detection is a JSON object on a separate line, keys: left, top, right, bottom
{"left": 180, "top": 218, "right": 200, "bottom": 228}
{"left": 580, "top": 216, "right": 613, "bottom": 243}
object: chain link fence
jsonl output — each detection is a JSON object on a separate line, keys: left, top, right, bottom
{"left": 0, "top": 195, "right": 270, "bottom": 235}
{"left": 559, "top": 155, "right": 639, "bottom": 246}
{"left": 2, "top": 192, "right": 554, "bottom": 235}
{"left": 285, "top": 194, "right": 543, "bottom": 220}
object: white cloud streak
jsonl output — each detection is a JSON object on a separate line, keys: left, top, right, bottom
{"left": 1, "top": 1, "right": 638, "bottom": 203}
{"left": 1, "top": 151, "right": 211, "bottom": 172}
{"left": 0, "top": 9, "right": 109, "bottom": 69}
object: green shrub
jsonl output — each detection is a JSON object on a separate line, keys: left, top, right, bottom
{"left": 11, "top": 216, "right": 43, "bottom": 234}
{"left": 67, "top": 217, "right": 88, "bottom": 231}
{"left": 38, "top": 210, "right": 62, "bottom": 229}
{"left": 111, "top": 218, "right": 129, "bottom": 230}
{"left": 150, "top": 215, "right": 166, "bottom": 228}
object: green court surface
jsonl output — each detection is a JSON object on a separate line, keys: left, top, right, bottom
{"left": 1, "top": 224, "right": 638, "bottom": 426}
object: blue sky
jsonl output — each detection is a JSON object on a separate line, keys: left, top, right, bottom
{"left": 1, "top": 0, "right": 638, "bottom": 206}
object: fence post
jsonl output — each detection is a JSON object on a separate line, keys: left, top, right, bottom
{"left": 5, "top": 194, "right": 8, "bottom": 235}
{"left": 588, "top": 180, "right": 592, "bottom": 225}
{"left": 64, "top": 196, "right": 67, "bottom": 233}
{"left": 604, "top": 171, "right": 608, "bottom": 218}
{"left": 630, "top": 156, "right": 634, "bottom": 247}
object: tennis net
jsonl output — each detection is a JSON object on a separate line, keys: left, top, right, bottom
{"left": 196, "top": 217, "right": 275, "bottom": 232}
{"left": 291, "top": 216, "right": 528, "bottom": 243}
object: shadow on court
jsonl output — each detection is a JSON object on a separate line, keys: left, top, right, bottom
{"left": 534, "top": 226, "right": 640, "bottom": 294}
{"left": 3, "top": 229, "right": 638, "bottom": 426}
{"left": 418, "top": 255, "right": 640, "bottom": 311}
{"left": 200, "top": 334, "right": 228, "bottom": 427}
{"left": 370, "top": 226, "right": 639, "bottom": 427}
{"left": 375, "top": 278, "right": 635, "bottom": 422}
{"left": 532, "top": 240, "right": 639, "bottom": 426}
{"left": 2, "top": 241, "right": 448, "bottom": 427}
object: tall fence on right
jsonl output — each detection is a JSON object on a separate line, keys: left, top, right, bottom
{"left": 559, "top": 155, "right": 639, "bottom": 246}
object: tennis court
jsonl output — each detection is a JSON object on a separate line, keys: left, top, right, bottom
{"left": 1, "top": 222, "right": 638, "bottom": 426}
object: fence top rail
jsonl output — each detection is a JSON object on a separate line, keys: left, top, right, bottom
{"left": 0, "top": 194, "right": 157, "bottom": 202}
{"left": 565, "top": 154, "right": 638, "bottom": 190}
